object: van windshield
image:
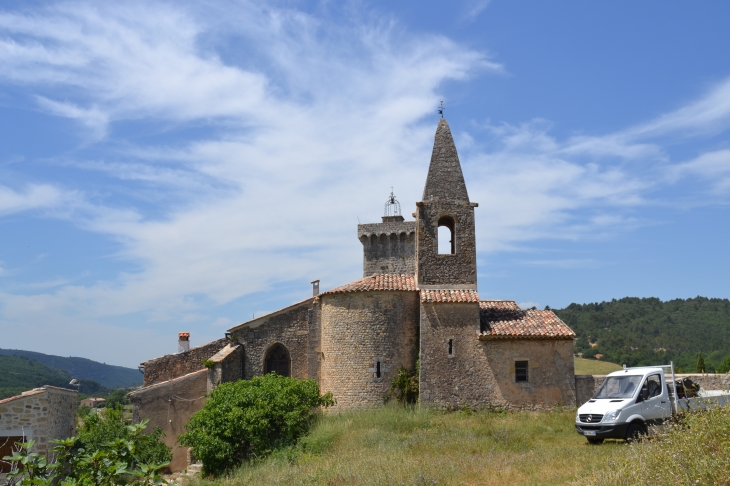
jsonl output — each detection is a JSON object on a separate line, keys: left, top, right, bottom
{"left": 593, "top": 375, "right": 643, "bottom": 399}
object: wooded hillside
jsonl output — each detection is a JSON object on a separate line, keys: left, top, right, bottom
{"left": 0, "top": 349, "right": 142, "bottom": 389}
{"left": 0, "top": 355, "right": 107, "bottom": 400}
{"left": 554, "top": 296, "right": 730, "bottom": 372}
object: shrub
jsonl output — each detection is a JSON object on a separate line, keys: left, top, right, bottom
{"left": 75, "top": 406, "right": 171, "bottom": 467}
{"left": 179, "top": 374, "right": 334, "bottom": 476}
{"left": 2, "top": 420, "right": 170, "bottom": 485}
{"left": 385, "top": 362, "right": 419, "bottom": 405}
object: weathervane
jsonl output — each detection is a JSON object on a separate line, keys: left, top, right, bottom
{"left": 437, "top": 100, "right": 444, "bottom": 118}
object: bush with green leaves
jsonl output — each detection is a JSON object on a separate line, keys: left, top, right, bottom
{"left": 385, "top": 362, "right": 419, "bottom": 405}
{"left": 76, "top": 406, "right": 171, "bottom": 467}
{"left": 179, "top": 373, "right": 334, "bottom": 476}
{"left": 2, "top": 420, "right": 169, "bottom": 485}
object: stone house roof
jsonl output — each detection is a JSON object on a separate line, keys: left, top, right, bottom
{"left": 321, "top": 273, "right": 417, "bottom": 294}
{"left": 479, "top": 301, "right": 575, "bottom": 340}
{"left": 420, "top": 289, "right": 480, "bottom": 303}
{"left": 0, "top": 387, "right": 46, "bottom": 404}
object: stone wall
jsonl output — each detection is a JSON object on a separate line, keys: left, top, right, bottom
{"left": 575, "top": 372, "right": 730, "bottom": 406}
{"left": 141, "top": 338, "right": 229, "bottom": 387}
{"left": 415, "top": 199, "right": 478, "bottom": 289}
{"left": 205, "top": 344, "right": 243, "bottom": 393}
{"left": 230, "top": 299, "right": 313, "bottom": 380}
{"left": 485, "top": 339, "right": 576, "bottom": 409}
{"left": 358, "top": 221, "right": 416, "bottom": 277}
{"left": 320, "top": 290, "right": 419, "bottom": 410}
{"left": 0, "top": 386, "right": 77, "bottom": 461}
{"left": 129, "top": 369, "right": 208, "bottom": 473}
{"left": 419, "top": 302, "right": 502, "bottom": 409}
{"left": 307, "top": 300, "right": 322, "bottom": 382}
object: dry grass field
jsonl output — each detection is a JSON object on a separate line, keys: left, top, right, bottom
{"left": 188, "top": 406, "right": 629, "bottom": 486}
{"left": 573, "top": 357, "right": 623, "bottom": 375}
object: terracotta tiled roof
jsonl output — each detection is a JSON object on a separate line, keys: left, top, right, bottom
{"left": 479, "top": 302, "right": 575, "bottom": 340}
{"left": 321, "top": 274, "right": 417, "bottom": 294}
{"left": 420, "top": 289, "right": 481, "bottom": 303}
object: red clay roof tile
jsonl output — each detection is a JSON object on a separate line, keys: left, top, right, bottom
{"left": 420, "top": 289, "right": 481, "bottom": 303}
{"left": 479, "top": 302, "right": 575, "bottom": 339}
{"left": 321, "top": 274, "right": 417, "bottom": 294}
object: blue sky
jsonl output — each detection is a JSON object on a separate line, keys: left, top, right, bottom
{"left": 1, "top": 1, "right": 729, "bottom": 367}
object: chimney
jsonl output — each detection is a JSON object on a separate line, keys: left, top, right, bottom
{"left": 178, "top": 332, "right": 190, "bottom": 353}
{"left": 311, "top": 280, "right": 320, "bottom": 297}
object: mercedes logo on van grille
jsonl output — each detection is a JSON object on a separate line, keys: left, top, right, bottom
{"left": 586, "top": 416, "right": 592, "bottom": 422}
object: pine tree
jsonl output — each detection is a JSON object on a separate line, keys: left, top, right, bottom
{"left": 696, "top": 353, "right": 706, "bottom": 373}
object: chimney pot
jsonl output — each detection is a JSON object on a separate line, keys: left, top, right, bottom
{"left": 178, "top": 332, "right": 190, "bottom": 353}
{"left": 311, "top": 280, "right": 320, "bottom": 297}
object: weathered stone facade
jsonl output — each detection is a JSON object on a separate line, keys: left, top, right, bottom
{"left": 319, "top": 290, "right": 419, "bottom": 410}
{"left": 234, "top": 298, "right": 314, "bottom": 380}
{"left": 358, "top": 219, "right": 416, "bottom": 277}
{"left": 131, "top": 338, "right": 243, "bottom": 472}
{"left": 130, "top": 370, "right": 208, "bottom": 473}
{"left": 141, "top": 338, "right": 228, "bottom": 387}
{"left": 0, "top": 386, "right": 77, "bottom": 468}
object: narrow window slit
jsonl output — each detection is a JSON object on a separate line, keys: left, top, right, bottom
{"left": 448, "top": 339, "right": 453, "bottom": 355}
{"left": 515, "top": 361, "right": 528, "bottom": 382}
{"left": 376, "top": 361, "right": 381, "bottom": 378}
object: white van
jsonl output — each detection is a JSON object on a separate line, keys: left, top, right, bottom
{"left": 575, "top": 364, "right": 730, "bottom": 444}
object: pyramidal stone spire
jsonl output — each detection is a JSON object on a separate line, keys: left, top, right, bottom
{"left": 422, "top": 118, "right": 470, "bottom": 202}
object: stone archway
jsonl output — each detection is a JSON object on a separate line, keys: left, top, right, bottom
{"left": 264, "top": 343, "right": 291, "bottom": 377}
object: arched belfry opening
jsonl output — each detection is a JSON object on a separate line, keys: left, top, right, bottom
{"left": 264, "top": 343, "right": 291, "bottom": 377}
{"left": 437, "top": 216, "right": 455, "bottom": 254}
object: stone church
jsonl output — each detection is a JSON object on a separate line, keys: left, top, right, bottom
{"left": 228, "top": 117, "right": 576, "bottom": 410}
{"left": 132, "top": 118, "right": 576, "bottom": 470}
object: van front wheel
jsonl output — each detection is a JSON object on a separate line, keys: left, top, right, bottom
{"left": 625, "top": 423, "right": 645, "bottom": 442}
{"left": 586, "top": 437, "right": 604, "bottom": 445}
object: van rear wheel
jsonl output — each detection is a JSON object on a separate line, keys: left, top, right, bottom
{"left": 586, "top": 437, "right": 604, "bottom": 445}
{"left": 625, "top": 423, "right": 645, "bottom": 442}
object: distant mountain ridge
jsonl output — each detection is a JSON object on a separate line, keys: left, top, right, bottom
{"left": 0, "top": 349, "right": 142, "bottom": 389}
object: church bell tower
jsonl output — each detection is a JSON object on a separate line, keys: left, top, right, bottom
{"left": 415, "top": 118, "right": 478, "bottom": 289}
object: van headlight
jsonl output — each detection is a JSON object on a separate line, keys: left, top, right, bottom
{"left": 576, "top": 410, "right": 580, "bottom": 422}
{"left": 603, "top": 410, "right": 621, "bottom": 423}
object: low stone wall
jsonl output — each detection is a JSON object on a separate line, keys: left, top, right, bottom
{"left": 141, "top": 338, "right": 229, "bottom": 387}
{"left": 574, "top": 373, "right": 730, "bottom": 406}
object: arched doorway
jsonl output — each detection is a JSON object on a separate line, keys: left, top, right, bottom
{"left": 264, "top": 344, "right": 291, "bottom": 377}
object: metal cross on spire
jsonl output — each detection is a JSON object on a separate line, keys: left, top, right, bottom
{"left": 437, "top": 100, "right": 444, "bottom": 118}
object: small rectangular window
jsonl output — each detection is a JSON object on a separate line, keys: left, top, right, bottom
{"left": 448, "top": 339, "right": 453, "bottom": 355}
{"left": 515, "top": 361, "right": 528, "bottom": 382}
{"left": 376, "top": 361, "right": 381, "bottom": 378}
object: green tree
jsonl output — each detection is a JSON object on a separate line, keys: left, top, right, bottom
{"left": 105, "top": 388, "right": 131, "bottom": 408}
{"left": 696, "top": 353, "right": 706, "bottom": 373}
{"left": 180, "top": 373, "right": 334, "bottom": 476}
{"left": 717, "top": 356, "right": 730, "bottom": 374}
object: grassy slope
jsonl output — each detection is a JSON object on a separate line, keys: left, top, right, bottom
{"left": 193, "top": 407, "right": 630, "bottom": 486}
{"left": 573, "top": 357, "right": 622, "bottom": 375}
{"left": 0, "top": 349, "right": 141, "bottom": 389}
